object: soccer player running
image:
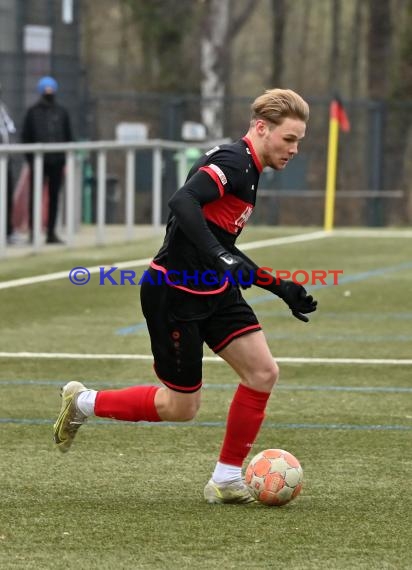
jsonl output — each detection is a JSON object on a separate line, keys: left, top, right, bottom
{"left": 54, "top": 88, "right": 317, "bottom": 504}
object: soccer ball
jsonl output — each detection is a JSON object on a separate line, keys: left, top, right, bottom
{"left": 245, "top": 448, "right": 303, "bottom": 506}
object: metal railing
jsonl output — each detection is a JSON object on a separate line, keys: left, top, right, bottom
{"left": 0, "top": 139, "right": 227, "bottom": 257}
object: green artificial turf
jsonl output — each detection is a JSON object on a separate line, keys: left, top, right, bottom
{"left": 0, "top": 228, "right": 411, "bottom": 569}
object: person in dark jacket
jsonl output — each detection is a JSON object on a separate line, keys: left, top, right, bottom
{"left": 21, "top": 76, "right": 73, "bottom": 244}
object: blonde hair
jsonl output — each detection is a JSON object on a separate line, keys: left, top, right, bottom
{"left": 251, "top": 88, "right": 309, "bottom": 125}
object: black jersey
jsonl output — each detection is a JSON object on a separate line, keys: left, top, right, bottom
{"left": 151, "top": 136, "right": 262, "bottom": 293}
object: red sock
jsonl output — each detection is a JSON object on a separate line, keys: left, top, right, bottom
{"left": 219, "top": 384, "right": 270, "bottom": 467}
{"left": 94, "top": 385, "right": 161, "bottom": 422}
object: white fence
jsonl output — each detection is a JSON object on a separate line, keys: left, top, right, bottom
{"left": 0, "top": 139, "right": 227, "bottom": 257}
{"left": 1, "top": 139, "right": 406, "bottom": 259}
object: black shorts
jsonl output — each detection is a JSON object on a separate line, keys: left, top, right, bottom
{"left": 140, "top": 268, "right": 261, "bottom": 393}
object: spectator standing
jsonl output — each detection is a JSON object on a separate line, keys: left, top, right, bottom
{"left": 21, "top": 76, "right": 73, "bottom": 244}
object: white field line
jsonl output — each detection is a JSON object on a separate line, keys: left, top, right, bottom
{"left": 0, "top": 352, "right": 411, "bottom": 365}
{"left": 0, "top": 257, "right": 152, "bottom": 291}
{"left": 332, "top": 229, "right": 412, "bottom": 238}
{"left": 239, "top": 230, "right": 328, "bottom": 251}
{"left": 0, "top": 230, "right": 328, "bottom": 291}
{"left": 2, "top": 227, "right": 410, "bottom": 291}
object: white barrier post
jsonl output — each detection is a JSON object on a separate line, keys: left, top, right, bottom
{"left": 33, "top": 153, "right": 43, "bottom": 251}
{"left": 125, "top": 149, "right": 135, "bottom": 240}
{"left": 177, "top": 150, "right": 187, "bottom": 190}
{"left": 0, "top": 140, "right": 228, "bottom": 253}
{"left": 65, "top": 150, "right": 76, "bottom": 246}
{"left": 0, "top": 155, "right": 7, "bottom": 257}
{"left": 96, "top": 150, "right": 106, "bottom": 245}
{"left": 152, "top": 147, "right": 162, "bottom": 229}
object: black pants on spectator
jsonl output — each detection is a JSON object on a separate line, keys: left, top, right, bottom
{"left": 28, "top": 161, "right": 64, "bottom": 238}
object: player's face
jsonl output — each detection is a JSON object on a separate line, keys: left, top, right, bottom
{"left": 261, "top": 118, "right": 306, "bottom": 170}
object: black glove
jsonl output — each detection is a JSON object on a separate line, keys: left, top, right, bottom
{"left": 276, "top": 280, "right": 318, "bottom": 323}
{"left": 216, "top": 252, "right": 255, "bottom": 288}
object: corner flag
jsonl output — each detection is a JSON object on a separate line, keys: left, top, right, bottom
{"left": 330, "top": 98, "right": 350, "bottom": 133}
{"left": 324, "top": 97, "right": 350, "bottom": 231}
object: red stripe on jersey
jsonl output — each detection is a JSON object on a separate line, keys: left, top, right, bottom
{"left": 150, "top": 261, "right": 229, "bottom": 295}
{"left": 242, "top": 136, "right": 263, "bottom": 172}
{"left": 202, "top": 194, "right": 254, "bottom": 235}
{"left": 199, "top": 165, "right": 225, "bottom": 197}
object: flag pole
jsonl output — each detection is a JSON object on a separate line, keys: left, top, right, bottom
{"left": 324, "top": 98, "right": 350, "bottom": 232}
{"left": 324, "top": 104, "right": 340, "bottom": 231}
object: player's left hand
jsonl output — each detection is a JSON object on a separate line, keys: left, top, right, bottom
{"left": 277, "top": 280, "right": 318, "bottom": 322}
{"left": 217, "top": 252, "right": 254, "bottom": 289}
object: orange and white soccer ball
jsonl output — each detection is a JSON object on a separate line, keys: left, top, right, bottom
{"left": 245, "top": 448, "right": 303, "bottom": 506}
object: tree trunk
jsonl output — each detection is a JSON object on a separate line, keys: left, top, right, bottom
{"left": 389, "top": 0, "right": 412, "bottom": 206}
{"left": 329, "top": 0, "right": 341, "bottom": 93}
{"left": 121, "top": 0, "right": 198, "bottom": 92}
{"left": 349, "top": 0, "right": 363, "bottom": 99}
{"left": 271, "top": 0, "right": 286, "bottom": 87}
{"left": 200, "top": 0, "right": 259, "bottom": 138}
{"left": 367, "top": 0, "right": 392, "bottom": 98}
{"left": 295, "top": 2, "right": 311, "bottom": 92}
{"left": 201, "top": 0, "right": 230, "bottom": 138}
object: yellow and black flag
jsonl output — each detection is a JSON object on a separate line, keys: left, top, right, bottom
{"left": 324, "top": 96, "right": 350, "bottom": 231}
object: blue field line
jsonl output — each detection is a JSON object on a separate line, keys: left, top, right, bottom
{"left": 246, "top": 260, "right": 412, "bottom": 306}
{"left": 115, "top": 313, "right": 412, "bottom": 337}
{"left": 115, "top": 322, "right": 412, "bottom": 343}
{"left": 265, "top": 333, "right": 412, "bottom": 342}
{"left": 1, "top": 378, "right": 412, "bottom": 393}
{"left": 0, "top": 417, "right": 411, "bottom": 431}
{"left": 116, "top": 323, "right": 147, "bottom": 336}
{"left": 115, "top": 262, "right": 412, "bottom": 335}
{"left": 255, "top": 311, "right": 412, "bottom": 320}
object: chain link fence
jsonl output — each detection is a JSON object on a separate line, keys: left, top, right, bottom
{"left": 1, "top": 1, "right": 411, "bottom": 228}
{"left": 90, "top": 93, "right": 412, "bottom": 226}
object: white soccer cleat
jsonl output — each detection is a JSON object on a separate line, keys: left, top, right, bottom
{"left": 204, "top": 478, "right": 256, "bottom": 504}
{"left": 53, "top": 381, "right": 88, "bottom": 453}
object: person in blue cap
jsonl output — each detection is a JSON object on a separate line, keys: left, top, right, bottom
{"left": 21, "top": 76, "right": 73, "bottom": 244}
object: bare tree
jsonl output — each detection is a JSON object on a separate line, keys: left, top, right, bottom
{"left": 393, "top": 0, "right": 412, "bottom": 221}
{"left": 200, "top": 0, "right": 259, "bottom": 138}
{"left": 349, "top": 0, "right": 363, "bottom": 99}
{"left": 329, "top": 0, "right": 341, "bottom": 93}
{"left": 295, "top": 1, "right": 311, "bottom": 92}
{"left": 393, "top": 0, "right": 412, "bottom": 99}
{"left": 271, "top": 0, "right": 286, "bottom": 87}
{"left": 200, "top": 0, "right": 230, "bottom": 138}
{"left": 367, "top": 0, "right": 392, "bottom": 98}
{"left": 121, "top": 0, "right": 199, "bottom": 91}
